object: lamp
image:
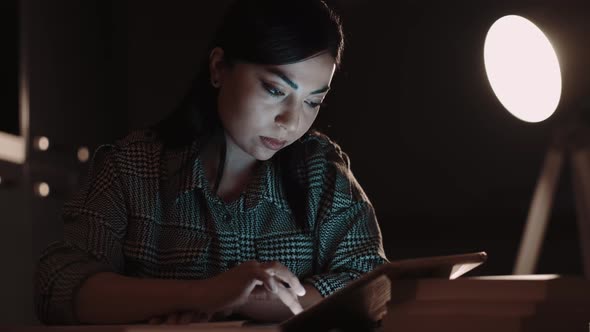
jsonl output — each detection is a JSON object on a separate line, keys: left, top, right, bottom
{"left": 484, "top": 14, "right": 590, "bottom": 277}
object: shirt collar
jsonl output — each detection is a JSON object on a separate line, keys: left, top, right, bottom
{"left": 172, "top": 140, "right": 283, "bottom": 212}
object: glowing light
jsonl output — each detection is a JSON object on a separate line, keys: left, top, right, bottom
{"left": 34, "top": 182, "right": 50, "bottom": 197}
{"left": 484, "top": 15, "right": 562, "bottom": 123}
{"left": 473, "top": 274, "right": 560, "bottom": 280}
{"left": 34, "top": 136, "right": 50, "bottom": 151}
{"left": 77, "top": 146, "right": 90, "bottom": 163}
{"left": 0, "top": 132, "right": 25, "bottom": 164}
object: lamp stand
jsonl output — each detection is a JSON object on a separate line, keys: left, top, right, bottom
{"left": 514, "top": 125, "right": 590, "bottom": 277}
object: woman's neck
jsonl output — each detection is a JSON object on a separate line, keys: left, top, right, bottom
{"left": 202, "top": 132, "right": 259, "bottom": 202}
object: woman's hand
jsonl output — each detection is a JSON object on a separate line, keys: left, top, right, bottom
{"left": 147, "top": 260, "right": 306, "bottom": 324}
{"left": 207, "top": 260, "right": 305, "bottom": 314}
{"left": 235, "top": 261, "right": 306, "bottom": 314}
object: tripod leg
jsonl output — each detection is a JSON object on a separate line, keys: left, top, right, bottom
{"left": 571, "top": 149, "right": 590, "bottom": 278}
{"left": 514, "top": 148, "right": 564, "bottom": 275}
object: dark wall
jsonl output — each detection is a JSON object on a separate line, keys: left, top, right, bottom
{"left": 0, "top": 0, "right": 127, "bottom": 324}
{"left": 324, "top": 1, "right": 589, "bottom": 275}
{"left": 0, "top": 1, "right": 19, "bottom": 135}
{"left": 23, "top": 0, "right": 128, "bottom": 272}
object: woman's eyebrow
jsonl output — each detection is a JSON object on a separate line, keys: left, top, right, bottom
{"left": 310, "top": 86, "right": 330, "bottom": 95}
{"left": 266, "top": 68, "right": 298, "bottom": 89}
{"left": 266, "top": 68, "right": 330, "bottom": 94}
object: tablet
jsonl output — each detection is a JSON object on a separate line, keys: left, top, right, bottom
{"left": 280, "top": 251, "right": 487, "bottom": 332}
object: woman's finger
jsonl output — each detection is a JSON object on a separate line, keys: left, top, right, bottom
{"left": 258, "top": 269, "right": 280, "bottom": 294}
{"left": 247, "top": 268, "right": 278, "bottom": 296}
{"left": 244, "top": 277, "right": 264, "bottom": 296}
{"left": 275, "top": 282, "right": 303, "bottom": 315}
{"left": 263, "top": 262, "right": 306, "bottom": 297}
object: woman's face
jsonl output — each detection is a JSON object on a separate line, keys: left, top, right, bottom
{"left": 211, "top": 48, "right": 336, "bottom": 161}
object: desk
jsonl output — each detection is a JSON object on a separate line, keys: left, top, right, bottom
{"left": 3, "top": 322, "right": 279, "bottom": 332}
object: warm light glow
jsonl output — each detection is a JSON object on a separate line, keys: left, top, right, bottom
{"left": 34, "top": 182, "right": 50, "bottom": 197}
{"left": 77, "top": 146, "right": 90, "bottom": 163}
{"left": 450, "top": 263, "right": 482, "bottom": 279}
{"left": 0, "top": 132, "right": 25, "bottom": 164}
{"left": 484, "top": 15, "right": 562, "bottom": 123}
{"left": 472, "top": 274, "right": 560, "bottom": 280}
{"left": 34, "top": 136, "right": 50, "bottom": 151}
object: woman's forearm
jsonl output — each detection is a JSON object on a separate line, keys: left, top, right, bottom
{"left": 75, "top": 272, "right": 209, "bottom": 324}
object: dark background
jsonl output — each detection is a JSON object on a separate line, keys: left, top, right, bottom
{"left": 1, "top": 0, "right": 589, "bottom": 323}
{"left": 320, "top": 0, "right": 590, "bottom": 276}
{"left": 0, "top": 1, "right": 19, "bottom": 135}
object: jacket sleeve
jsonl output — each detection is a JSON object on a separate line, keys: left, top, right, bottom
{"left": 305, "top": 202, "right": 387, "bottom": 297}
{"left": 301, "top": 134, "right": 388, "bottom": 297}
{"left": 34, "top": 144, "right": 128, "bottom": 324}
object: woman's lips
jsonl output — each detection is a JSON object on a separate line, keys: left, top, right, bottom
{"left": 260, "top": 136, "right": 287, "bottom": 150}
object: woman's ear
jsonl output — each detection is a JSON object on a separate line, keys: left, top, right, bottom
{"left": 209, "top": 47, "right": 226, "bottom": 88}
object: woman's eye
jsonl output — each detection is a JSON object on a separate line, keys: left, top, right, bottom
{"left": 306, "top": 100, "right": 325, "bottom": 109}
{"left": 262, "top": 82, "right": 285, "bottom": 97}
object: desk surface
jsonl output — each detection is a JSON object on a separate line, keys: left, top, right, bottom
{"left": 4, "top": 321, "right": 279, "bottom": 332}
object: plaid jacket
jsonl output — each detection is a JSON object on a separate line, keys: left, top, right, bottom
{"left": 35, "top": 129, "right": 387, "bottom": 324}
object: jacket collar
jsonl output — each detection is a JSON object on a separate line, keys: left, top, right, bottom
{"left": 166, "top": 139, "right": 285, "bottom": 213}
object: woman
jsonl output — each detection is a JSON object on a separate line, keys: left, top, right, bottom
{"left": 35, "top": 0, "right": 387, "bottom": 325}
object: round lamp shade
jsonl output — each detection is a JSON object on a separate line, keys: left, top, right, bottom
{"left": 484, "top": 15, "right": 562, "bottom": 123}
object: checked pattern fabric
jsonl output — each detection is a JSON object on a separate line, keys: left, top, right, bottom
{"left": 34, "top": 129, "right": 387, "bottom": 324}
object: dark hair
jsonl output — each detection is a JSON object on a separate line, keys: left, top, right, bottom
{"left": 154, "top": 0, "right": 344, "bottom": 229}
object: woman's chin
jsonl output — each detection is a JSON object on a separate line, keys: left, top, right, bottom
{"left": 252, "top": 147, "right": 279, "bottom": 161}
{"left": 255, "top": 151, "right": 276, "bottom": 161}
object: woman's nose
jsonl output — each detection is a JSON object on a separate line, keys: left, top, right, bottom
{"left": 275, "top": 104, "right": 300, "bottom": 132}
